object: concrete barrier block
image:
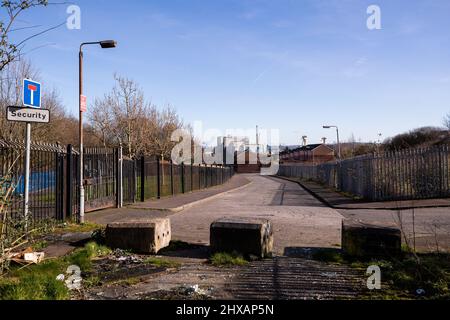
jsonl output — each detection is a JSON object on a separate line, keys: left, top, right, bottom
{"left": 210, "top": 217, "right": 273, "bottom": 258}
{"left": 342, "top": 220, "right": 401, "bottom": 257}
{"left": 106, "top": 218, "right": 171, "bottom": 254}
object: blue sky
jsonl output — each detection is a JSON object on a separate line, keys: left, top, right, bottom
{"left": 4, "top": 0, "right": 450, "bottom": 145}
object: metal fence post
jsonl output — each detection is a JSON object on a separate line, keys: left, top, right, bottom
{"left": 190, "top": 161, "right": 193, "bottom": 192}
{"left": 66, "top": 145, "right": 74, "bottom": 219}
{"left": 199, "top": 164, "right": 202, "bottom": 190}
{"left": 157, "top": 157, "right": 161, "bottom": 199}
{"left": 181, "top": 162, "right": 185, "bottom": 194}
{"left": 170, "top": 160, "right": 174, "bottom": 195}
{"left": 210, "top": 165, "right": 213, "bottom": 186}
{"left": 140, "top": 156, "right": 145, "bottom": 202}
{"left": 116, "top": 146, "right": 123, "bottom": 208}
{"left": 132, "top": 157, "right": 137, "bottom": 203}
{"left": 55, "top": 151, "right": 64, "bottom": 221}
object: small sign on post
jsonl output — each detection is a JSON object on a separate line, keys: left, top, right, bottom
{"left": 7, "top": 106, "right": 50, "bottom": 123}
{"left": 80, "top": 95, "right": 87, "bottom": 113}
{"left": 7, "top": 79, "right": 50, "bottom": 232}
{"left": 23, "top": 79, "right": 42, "bottom": 109}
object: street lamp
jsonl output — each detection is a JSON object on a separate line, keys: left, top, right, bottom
{"left": 79, "top": 40, "right": 117, "bottom": 223}
{"left": 323, "top": 125, "right": 341, "bottom": 160}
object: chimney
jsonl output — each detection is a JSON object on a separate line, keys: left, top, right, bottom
{"left": 321, "top": 137, "right": 327, "bottom": 144}
{"left": 302, "top": 136, "right": 308, "bottom": 146}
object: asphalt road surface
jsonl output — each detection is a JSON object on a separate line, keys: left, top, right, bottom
{"left": 171, "top": 174, "right": 345, "bottom": 255}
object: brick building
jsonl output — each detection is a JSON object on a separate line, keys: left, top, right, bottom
{"left": 280, "top": 144, "right": 335, "bottom": 164}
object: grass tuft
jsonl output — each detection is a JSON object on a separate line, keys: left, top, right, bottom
{"left": 143, "top": 257, "right": 180, "bottom": 268}
{"left": 312, "top": 249, "right": 344, "bottom": 264}
{"left": 210, "top": 252, "right": 249, "bottom": 267}
{"left": 0, "top": 241, "right": 111, "bottom": 300}
{"left": 55, "top": 222, "right": 103, "bottom": 234}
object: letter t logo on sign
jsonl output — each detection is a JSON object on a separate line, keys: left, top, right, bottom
{"left": 28, "top": 84, "right": 37, "bottom": 105}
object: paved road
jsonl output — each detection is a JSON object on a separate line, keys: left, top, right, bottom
{"left": 171, "top": 174, "right": 344, "bottom": 255}
{"left": 84, "top": 174, "right": 370, "bottom": 300}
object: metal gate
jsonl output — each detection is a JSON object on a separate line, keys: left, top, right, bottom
{"left": 83, "top": 148, "right": 117, "bottom": 212}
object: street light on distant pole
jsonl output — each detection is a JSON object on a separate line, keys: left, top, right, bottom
{"left": 323, "top": 125, "right": 341, "bottom": 160}
{"left": 79, "top": 40, "right": 117, "bottom": 223}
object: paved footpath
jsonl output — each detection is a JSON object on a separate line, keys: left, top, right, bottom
{"left": 279, "top": 177, "right": 450, "bottom": 252}
{"left": 87, "top": 174, "right": 251, "bottom": 225}
{"left": 170, "top": 175, "right": 344, "bottom": 254}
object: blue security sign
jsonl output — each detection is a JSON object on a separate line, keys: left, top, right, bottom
{"left": 23, "top": 79, "right": 42, "bottom": 108}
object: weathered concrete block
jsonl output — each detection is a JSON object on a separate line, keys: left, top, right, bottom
{"left": 106, "top": 219, "right": 171, "bottom": 254}
{"left": 342, "top": 220, "right": 401, "bottom": 257}
{"left": 210, "top": 217, "right": 273, "bottom": 258}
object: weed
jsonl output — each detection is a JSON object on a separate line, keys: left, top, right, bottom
{"left": 0, "top": 241, "right": 111, "bottom": 300}
{"left": 331, "top": 252, "right": 450, "bottom": 299}
{"left": 83, "top": 275, "right": 102, "bottom": 288}
{"left": 55, "top": 222, "right": 103, "bottom": 234}
{"left": 143, "top": 257, "right": 180, "bottom": 268}
{"left": 113, "top": 277, "right": 141, "bottom": 286}
{"left": 0, "top": 259, "right": 69, "bottom": 300}
{"left": 312, "top": 249, "right": 344, "bottom": 264}
{"left": 210, "top": 252, "right": 248, "bottom": 267}
{"left": 32, "top": 240, "right": 48, "bottom": 251}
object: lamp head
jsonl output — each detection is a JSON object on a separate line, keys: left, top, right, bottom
{"left": 100, "top": 40, "right": 117, "bottom": 49}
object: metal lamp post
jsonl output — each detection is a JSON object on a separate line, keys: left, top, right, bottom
{"left": 79, "top": 40, "right": 116, "bottom": 223}
{"left": 323, "top": 125, "right": 341, "bottom": 160}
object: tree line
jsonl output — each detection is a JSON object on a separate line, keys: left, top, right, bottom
{"left": 0, "top": 60, "right": 186, "bottom": 159}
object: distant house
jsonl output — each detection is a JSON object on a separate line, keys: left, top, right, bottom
{"left": 280, "top": 144, "right": 335, "bottom": 164}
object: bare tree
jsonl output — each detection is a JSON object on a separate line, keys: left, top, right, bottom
{"left": 111, "top": 75, "right": 148, "bottom": 156}
{"left": 151, "top": 105, "right": 184, "bottom": 161}
{"left": 88, "top": 94, "right": 118, "bottom": 148}
{"left": 87, "top": 75, "right": 185, "bottom": 158}
{"left": 0, "top": 60, "right": 39, "bottom": 140}
{"left": 443, "top": 113, "right": 450, "bottom": 130}
{"left": 1, "top": 0, "right": 51, "bottom": 70}
{"left": 0, "top": 60, "right": 75, "bottom": 144}
{"left": 89, "top": 75, "right": 155, "bottom": 156}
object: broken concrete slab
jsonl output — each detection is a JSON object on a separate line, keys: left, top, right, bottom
{"left": 210, "top": 217, "right": 273, "bottom": 258}
{"left": 61, "top": 232, "right": 94, "bottom": 244}
{"left": 106, "top": 219, "right": 171, "bottom": 254}
{"left": 342, "top": 219, "right": 401, "bottom": 257}
{"left": 43, "top": 242, "right": 76, "bottom": 258}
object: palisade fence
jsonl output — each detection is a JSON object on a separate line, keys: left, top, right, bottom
{"left": 0, "top": 140, "right": 234, "bottom": 225}
{"left": 278, "top": 144, "right": 450, "bottom": 201}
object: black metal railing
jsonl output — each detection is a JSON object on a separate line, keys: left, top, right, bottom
{"left": 0, "top": 140, "right": 235, "bottom": 224}
{"left": 136, "top": 156, "right": 234, "bottom": 202}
